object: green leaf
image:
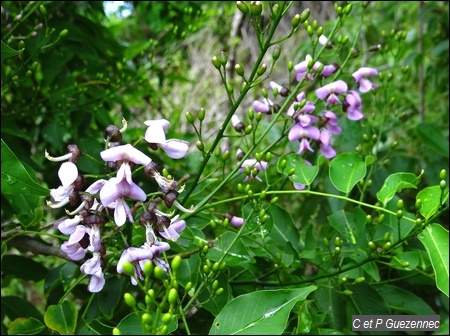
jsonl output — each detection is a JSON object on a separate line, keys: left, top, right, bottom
{"left": 1, "top": 296, "right": 44, "bottom": 322}
{"left": 1, "top": 40, "right": 23, "bottom": 62}
{"left": 375, "top": 284, "right": 436, "bottom": 315}
{"left": 329, "top": 153, "right": 367, "bottom": 194}
{"left": 206, "top": 231, "right": 256, "bottom": 266}
{"left": 267, "top": 205, "right": 300, "bottom": 252}
{"left": 417, "top": 185, "right": 449, "bottom": 220}
{"left": 345, "top": 283, "right": 390, "bottom": 315}
{"left": 7, "top": 317, "right": 46, "bottom": 335}
{"left": 209, "top": 286, "right": 317, "bottom": 335}
{"left": 415, "top": 122, "right": 449, "bottom": 158}
{"left": 376, "top": 171, "right": 422, "bottom": 206}
{"left": 115, "top": 312, "right": 144, "bottom": 335}
{"left": 418, "top": 224, "right": 449, "bottom": 297}
{"left": 2, "top": 255, "right": 48, "bottom": 281}
{"left": 277, "top": 153, "right": 325, "bottom": 186}
{"left": 314, "top": 280, "right": 346, "bottom": 331}
{"left": 1, "top": 139, "right": 49, "bottom": 196}
{"left": 44, "top": 301, "right": 78, "bottom": 335}
{"left": 327, "top": 208, "right": 366, "bottom": 245}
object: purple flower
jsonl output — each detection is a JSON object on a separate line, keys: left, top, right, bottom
{"left": 55, "top": 215, "right": 83, "bottom": 235}
{"left": 100, "top": 166, "right": 147, "bottom": 226}
{"left": 239, "top": 159, "right": 268, "bottom": 182}
{"left": 80, "top": 252, "right": 105, "bottom": 293}
{"left": 294, "top": 183, "right": 306, "bottom": 190}
{"left": 294, "top": 54, "right": 317, "bottom": 81}
{"left": 144, "top": 119, "right": 189, "bottom": 159}
{"left": 322, "top": 110, "right": 342, "bottom": 134}
{"left": 61, "top": 225, "right": 90, "bottom": 261}
{"left": 316, "top": 80, "right": 348, "bottom": 106}
{"left": 49, "top": 162, "right": 78, "bottom": 207}
{"left": 352, "top": 67, "right": 378, "bottom": 93}
{"left": 343, "top": 90, "right": 364, "bottom": 120}
{"left": 157, "top": 215, "right": 186, "bottom": 241}
{"left": 117, "top": 241, "right": 171, "bottom": 285}
{"left": 319, "top": 130, "right": 337, "bottom": 159}
{"left": 230, "top": 215, "right": 244, "bottom": 228}
{"left": 253, "top": 98, "right": 276, "bottom": 114}
{"left": 288, "top": 124, "right": 321, "bottom": 156}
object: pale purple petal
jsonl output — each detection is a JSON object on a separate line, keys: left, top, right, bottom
{"left": 61, "top": 242, "right": 87, "bottom": 261}
{"left": 159, "top": 139, "right": 189, "bottom": 159}
{"left": 359, "top": 78, "right": 373, "bottom": 93}
{"left": 253, "top": 100, "right": 271, "bottom": 113}
{"left": 294, "top": 183, "right": 306, "bottom": 190}
{"left": 144, "top": 119, "right": 170, "bottom": 133}
{"left": 99, "top": 177, "right": 122, "bottom": 206}
{"left": 85, "top": 179, "right": 107, "bottom": 194}
{"left": 144, "top": 123, "right": 167, "bottom": 144}
{"left": 230, "top": 216, "right": 244, "bottom": 228}
{"left": 55, "top": 215, "right": 82, "bottom": 235}
{"left": 58, "top": 162, "right": 78, "bottom": 187}
{"left": 87, "top": 268, "right": 105, "bottom": 293}
{"left": 101, "top": 144, "right": 152, "bottom": 166}
{"left": 114, "top": 198, "right": 132, "bottom": 226}
{"left": 80, "top": 253, "right": 102, "bottom": 275}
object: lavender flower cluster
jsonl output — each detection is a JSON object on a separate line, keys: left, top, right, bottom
{"left": 46, "top": 119, "right": 190, "bottom": 292}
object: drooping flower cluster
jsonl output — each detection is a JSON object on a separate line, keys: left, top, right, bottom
{"left": 251, "top": 50, "right": 378, "bottom": 189}
{"left": 47, "top": 119, "right": 190, "bottom": 292}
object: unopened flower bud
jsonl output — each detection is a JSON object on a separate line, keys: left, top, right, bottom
{"left": 235, "top": 63, "right": 245, "bottom": 76}
{"left": 168, "top": 288, "right": 178, "bottom": 305}
{"left": 291, "top": 14, "right": 301, "bottom": 29}
{"left": 231, "top": 115, "right": 245, "bottom": 132}
{"left": 250, "top": 1, "right": 263, "bottom": 16}
{"left": 272, "top": 45, "right": 281, "bottom": 61}
{"left": 59, "top": 29, "right": 68, "bottom": 38}
{"left": 257, "top": 64, "right": 267, "bottom": 76}
{"left": 196, "top": 141, "right": 204, "bottom": 152}
{"left": 439, "top": 169, "right": 447, "bottom": 180}
{"left": 198, "top": 108, "right": 205, "bottom": 121}
{"left": 212, "top": 56, "right": 221, "bottom": 69}
{"left": 300, "top": 8, "right": 310, "bottom": 23}
{"left": 236, "top": 1, "right": 249, "bottom": 14}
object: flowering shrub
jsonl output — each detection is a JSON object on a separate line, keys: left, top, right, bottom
{"left": 1, "top": 1, "right": 449, "bottom": 335}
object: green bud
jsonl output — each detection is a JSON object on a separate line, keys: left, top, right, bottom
{"left": 272, "top": 45, "right": 281, "bottom": 61}
{"left": 256, "top": 112, "right": 262, "bottom": 122}
{"left": 168, "top": 288, "right": 178, "bottom": 305}
{"left": 197, "top": 239, "right": 205, "bottom": 249}
{"left": 396, "top": 210, "right": 403, "bottom": 219}
{"left": 415, "top": 199, "right": 422, "bottom": 210}
{"left": 261, "top": 214, "right": 268, "bottom": 223}
{"left": 291, "top": 14, "right": 301, "bottom": 29}
{"left": 171, "top": 255, "right": 182, "bottom": 272}
{"left": 247, "top": 190, "right": 254, "bottom": 199}
{"left": 59, "top": 29, "right": 69, "bottom": 38}
{"left": 245, "top": 125, "right": 253, "bottom": 135}
{"left": 366, "top": 215, "right": 372, "bottom": 224}
{"left": 259, "top": 209, "right": 266, "bottom": 218}
{"left": 122, "top": 261, "right": 135, "bottom": 277}
{"left": 237, "top": 183, "right": 244, "bottom": 192}
{"left": 300, "top": 8, "right": 310, "bottom": 23}
{"left": 185, "top": 111, "right": 195, "bottom": 124}
{"left": 212, "top": 262, "right": 220, "bottom": 272}
{"left": 18, "top": 41, "right": 25, "bottom": 50}
{"left": 248, "top": 108, "right": 255, "bottom": 120}
{"left": 354, "top": 276, "right": 365, "bottom": 284}
{"left": 185, "top": 282, "right": 193, "bottom": 292}
{"left": 383, "top": 232, "right": 390, "bottom": 242}
{"left": 270, "top": 196, "right": 279, "bottom": 205}
{"left": 440, "top": 180, "right": 447, "bottom": 190}
{"left": 368, "top": 241, "right": 376, "bottom": 250}
{"left": 236, "top": 1, "right": 249, "bottom": 14}
{"left": 334, "top": 246, "right": 341, "bottom": 255}
{"left": 144, "top": 260, "right": 154, "bottom": 277}
{"left": 212, "top": 279, "right": 219, "bottom": 290}
{"left": 26, "top": 70, "right": 32, "bottom": 77}
{"left": 215, "top": 287, "right": 224, "bottom": 296}
{"left": 343, "top": 289, "right": 353, "bottom": 296}
{"left": 342, "top": 36, "right": 349, "bottom": 45}
{"left": 323, "top": 237, "right": 330, "bottom": 247}
{"left": 316, "top": 26, "right": 323, "bottom": 36}
{"left": 265, "top": 152, "right": 272, "bottom": 161}
{"left": 219, "top": 51, "right": 227, "bottom": 66}
{"left": 335, "top": 236, "right": 342, "bottom": 247}
{"left": 272, "top": 4, "right": 279, "bottom": 16}
{"left": 124, "top": 293, "right": 136, "bottom": 308}
{"left": 250, "top": 1, "right": 263, "bottom": 16}
{"left": 206, "top": 259, "right": 212, "bottom": 269}
{"left": 439, "top": 169, "right": 447, "bottom": 180}
{"left": 31, "top": 61, "right": 38, "bottom": 70}
{"left": 235, "top": 64, "right": 245, "bottom": 76}
{"left": 154, "top": 266, "right": 166, "bottom": 280}
{"left": 287, "top": 168, "right": 295, "bottom": 176}
{"left": 259, "top": 190, "right": 267, "bottom": 200}
{"left": 162, "top": 313, "right": 172, "bottom": 325}
{"left": 142, "top": 313, "right": 152, "bottom": 324}
{"left": 198, "top": 107, "right": 205, "bottom": 121}
{"left": 401, "top": 261, "right": 410, "bottom": 267}
{"left": 279, "top": 159, "right": 287, "bottom": 171}
{"left": 212, "top": 56, "right": 221, "bottom": 69}
{"left": 415, "top": 218, "right": 422, "bottom": 226}
{"left": 257, "top": 64, "right": 267, "bottom": 76}
{"left": 288, "top": 61, "right": 294, "bottom": 72}
{"left": 336, "top": 6, "right": 343, "bottom": 16}
{"left": 382, "top": 242, "right": 392, "bottom": 251}
{"left": 112, "top": 328, "right": 122, "bottom": 335}
{"left": 221, "top": 150, "right": 230, "bottom": 161}
{"left": 378, "top": 214, "right": 385, "bottom": 224}
{"left": 196, "top": 141, "right": 204, "bottom": 152}
{"left": 307, "top": 25, "right": 314, "bottom": 37}
{"left": 341, "top": 276, "right": 348, "bottom": 282}
{"left": 344, "top": 3, "right": 352, "bottom": 15}
{"left": 40, "top": 4, "right": 47, "bottom": 16}
{"left": 203, "top": 264, "right": 210, "bottom": 273}
{"left": 316, "top": 63, "right": 324, "bottom": 75}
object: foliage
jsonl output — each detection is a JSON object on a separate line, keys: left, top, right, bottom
{"left": 1, "top": 1, "right": 449, "bottom": 335}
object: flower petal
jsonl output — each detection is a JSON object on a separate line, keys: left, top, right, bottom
{"left": 58, "top": 162, "right": 78, "bottom": 187}
{"left": 160, "top": 139, "right": 189, "bottom": 159}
